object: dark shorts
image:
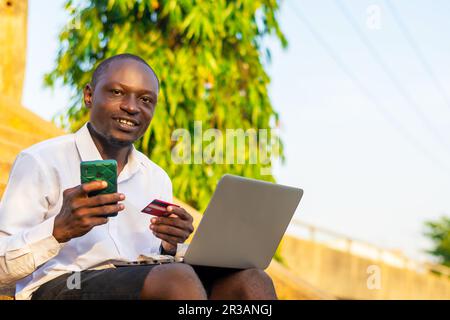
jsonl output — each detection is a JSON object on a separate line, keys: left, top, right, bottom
{"left": 31, "top": 264, "right": 240, "bottom": 300}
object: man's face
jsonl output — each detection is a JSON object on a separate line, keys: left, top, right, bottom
{"left": 84, "top": 58, "right": 159, "bottom": 147}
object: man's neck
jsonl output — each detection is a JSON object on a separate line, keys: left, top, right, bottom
{"left": 86, "top": 122, "right": 131, "bottom": 174}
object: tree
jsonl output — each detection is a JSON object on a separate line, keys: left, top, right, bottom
{"left": 424, "top": 216, "right": 450, "bottom": 267}
{"left": 45, "top": 0, "right": 287, "bottom": 211}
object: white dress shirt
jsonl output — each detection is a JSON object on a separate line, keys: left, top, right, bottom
{"left": 0, "top": 122, "right": 172, "bottom": 299}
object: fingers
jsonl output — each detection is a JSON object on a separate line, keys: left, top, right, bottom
{"left": 78, "top": 180, "right": 108, "bottom": 196}
{"left": 152, "top": 231, "right": 185, "bottom": 247}
{"left": 62, "top": 181, "right": 108, "bottom": 199}
{"left": 151, "top": 216, "right": 194, "bottom": 234}
{"left": 166, "top": 206, "right": 193, "bottom": 222}
{"left": 149, "top": 207, "right": 194, "bottom": 244}
{"left": 74, "top": 192, "right": 125, "bottom": 209}
{"left": 89, "top": 216, "right": 110, "bottom": 227}
{"left": 76, "top": 202, "right": 125, "bottom": 218}
{"left": 150, "top": 223, "right": 190, "bottom": 243}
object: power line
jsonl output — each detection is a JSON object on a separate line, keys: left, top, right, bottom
{"left": 334, "top": 0, "right": 450, "bottom": 155}
{"left": 287, "top": 1, "right": 450, "bottom": 173}
{"left": 384, "top": 0, "right": 450, "bottom": 112}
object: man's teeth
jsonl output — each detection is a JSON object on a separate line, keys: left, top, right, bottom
{"left": 116, "top": 119, "right": 135, "bottom": 126}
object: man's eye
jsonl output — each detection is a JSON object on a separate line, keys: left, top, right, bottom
{"left": 111, "top": 89, "right": 123, "bottom": 95}
{"left": 141, "top": 96, "right": 152, "bottom": 104}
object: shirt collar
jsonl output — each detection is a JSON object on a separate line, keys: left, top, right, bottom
{"left": 74, "top": 122, "right": 146, "bottom": 183}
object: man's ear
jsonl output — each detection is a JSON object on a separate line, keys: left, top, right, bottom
{"left": 83, "top": 84, "right": 93, "bottom": 109}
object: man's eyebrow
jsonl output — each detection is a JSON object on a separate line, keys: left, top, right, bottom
{"left": 105, "top": 82, "right": 157, "bottom": 97}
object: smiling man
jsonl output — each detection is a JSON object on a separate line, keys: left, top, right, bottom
{"left": 0, "top": 54, "right": 277, "bottom": 300}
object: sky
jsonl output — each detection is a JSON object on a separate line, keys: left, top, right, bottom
{"left": 22, "top": 0, "right": 450, "bottom": 261}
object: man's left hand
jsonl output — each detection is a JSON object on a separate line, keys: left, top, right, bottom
{"left": 150, "top": 206, "right": 194, "bottom": 255}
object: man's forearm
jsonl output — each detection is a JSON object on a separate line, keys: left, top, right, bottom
{"left": 0, "top": 219, "right": 63, "bottom": 286}
{"left": 0, "top": 236, "right": 60, "bottom": 286}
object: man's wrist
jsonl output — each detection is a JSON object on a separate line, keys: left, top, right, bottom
{"left": 160, "top": 243, "right": 176, "bottom": 256}
{"left": 52, "top": 222, "right": 69, "bottom": 243}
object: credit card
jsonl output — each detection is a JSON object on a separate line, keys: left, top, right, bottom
{"left": 141, "top": 199, "right": 179, "bottom": 217}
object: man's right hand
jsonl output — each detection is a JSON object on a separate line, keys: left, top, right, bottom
{"left": 52, "top": 180, "right": 126, "bottom": 243}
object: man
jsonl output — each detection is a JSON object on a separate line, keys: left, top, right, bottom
{"left": 0, "top": 53, "right": 277, "bottom": 300}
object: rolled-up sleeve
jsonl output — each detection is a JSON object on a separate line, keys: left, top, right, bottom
{"left": 0, "top": 152, "right": 62, "bottom": 286}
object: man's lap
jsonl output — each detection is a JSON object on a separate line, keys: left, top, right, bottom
{"left": 31, "top": 264, "right": 240, "bottom": 300}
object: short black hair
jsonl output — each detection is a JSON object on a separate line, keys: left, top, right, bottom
{"left": 90, "top": 53, "right": 159, "bottom": 89}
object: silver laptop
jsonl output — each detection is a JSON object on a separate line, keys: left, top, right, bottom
{"left": 184, "top": 174, "right": 303, "bottom": 269}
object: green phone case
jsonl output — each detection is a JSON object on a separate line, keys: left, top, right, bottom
{"left": 80, "top": 159, "right": 118, "bottom": 217}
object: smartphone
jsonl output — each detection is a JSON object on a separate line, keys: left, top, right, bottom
{"left": 141, "top": 199, "right": 180, "bottom": 217}
{"left": 80, "top": 159, "right": 118, "bottom": 217}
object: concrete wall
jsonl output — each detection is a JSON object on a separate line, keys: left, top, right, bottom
{"left": 280, "top": 235, "right": 450, "bottom": 299}
{"left": 0, "top": 0, "right": 28, "bottom": 101}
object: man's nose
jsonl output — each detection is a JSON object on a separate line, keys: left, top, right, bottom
{"left": 120, "top": 95, "right": 139, "bottom": 114}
